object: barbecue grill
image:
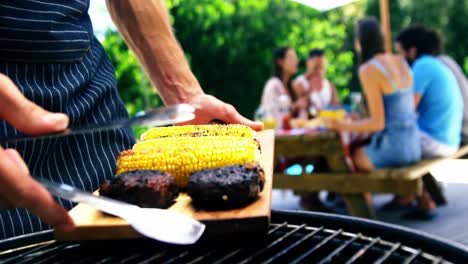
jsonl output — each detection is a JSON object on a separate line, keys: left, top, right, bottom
{"left": 0, "top": 210, "right": 467, "bottom": 263}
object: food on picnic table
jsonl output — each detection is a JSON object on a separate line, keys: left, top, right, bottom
{"left": 289, "top": 117, "right": 326, "bottom": 129}
{"left": 110, "top": 124, "right": 264, "bottom": 209}
{"left": 99, "top": 170, "right": 179, "bottom": 208}
{"left": 290, "top": 118, "right": 308, "bottom": 128}
{"left": 187, "top": 164, "right": 265, "bottom": 208}
{"left": 318, "top": 109, "right": 346, "bottom": 120}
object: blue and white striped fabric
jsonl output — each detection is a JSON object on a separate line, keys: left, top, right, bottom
{"left": 0, "top": 1, "right": 135, "bottom": 238}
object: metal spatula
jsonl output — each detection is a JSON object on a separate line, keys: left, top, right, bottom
{"left": 0, "top": 104, "right": 196, "bottom": 144}
{"left": 38, "top": 178, "right": 206, "bottom": 245}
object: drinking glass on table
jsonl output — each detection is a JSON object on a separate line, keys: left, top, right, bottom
{"left": 262, "top": 118, "right": 278, "bottom": 130}
{"left": 254, "top": 105, "right": 278, "bottom": 129}
{"left": 308, "top": 106, "right": 318, "bottom": 119}
{"left": 349, "top": 92, "right": 363, "bottom": 119}
{"left": 350, "top": 92, "right": 362, "bottom": 112}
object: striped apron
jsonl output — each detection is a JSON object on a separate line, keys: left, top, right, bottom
{"left": 0, "top": 0, "right": 135, "bottom": 238}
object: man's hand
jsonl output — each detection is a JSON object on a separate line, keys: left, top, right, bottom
{"left": 181, "top": 94, "right": 264, "bottom": 131}
{"left": 0, "top": 74, "right": 74, "bottom": 232}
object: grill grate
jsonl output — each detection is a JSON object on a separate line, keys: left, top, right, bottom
{"left": 0, "top": 222, "right": 454, "bottom": 264}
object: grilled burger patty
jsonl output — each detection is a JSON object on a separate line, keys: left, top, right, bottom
{"left": 99, "top": 170, "right": 179, "bottom": 208}
{"left": 187, "top": 164, "right": 265, "bottom": 208}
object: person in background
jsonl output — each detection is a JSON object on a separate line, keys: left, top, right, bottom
{"left": 426, "top": 29, "right": 468, "bottom": 144}
{"left": 260, "top": 47, "right": 305, "bottom": 126}
{"left": 391, "top": 25, "right": 463, "bottom": 219}
{"left": 325, "top": 17, "right": 421, "bottom": 210}
{"left": 396, "top": 26, "right": 463, "bottom": 158}
{"left": 261, "top": 47, "right": 332, "bottom": 212}
{"left": 292, "top": 49, "right": 342, "bottom": 208}
{"left": 293, "top": 49, "right": 341, "bottom": 113}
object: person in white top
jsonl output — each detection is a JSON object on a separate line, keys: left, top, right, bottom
{"left": 261, "top": 47, "right": 333, "bottom": 212}
{"left": 293, "top": 49, "right": 340, "bottom": 112}
{"left": 260, "top": 47, "right": 306, "bottom": 125}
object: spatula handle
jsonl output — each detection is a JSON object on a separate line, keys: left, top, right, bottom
{"left": 37, "top": 178, "right": 137, "bottom": 218}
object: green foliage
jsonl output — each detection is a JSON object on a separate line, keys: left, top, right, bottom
{"left": 166, "top": 0, "right": 354, "bottom": 118}
{"left": 444, "top": 1, "right": 468, "bottom": 68}
{"left": 464, "top": 57, "right": 468, "bottom": 75}
{"left": 101, "top": 30, "right": 162, "bottom": 117}
{"left": 364, "top": 0, "right": 406, "bottom": 50}
{"left": 102, "top": 0, "right": 468, "bottom": 119}
{"left": 102, "top": 1, "right": 355, "bottom": 118}
{"left": 365, "top": 0, "right": 468, "bottom": 70}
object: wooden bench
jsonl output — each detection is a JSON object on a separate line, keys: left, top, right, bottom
{"left": 273, "top": 132, "right": 468, "bottom": 219}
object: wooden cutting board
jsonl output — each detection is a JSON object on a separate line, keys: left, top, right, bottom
{"left": 55, "top": 130, "right": 274, "bottom": 240}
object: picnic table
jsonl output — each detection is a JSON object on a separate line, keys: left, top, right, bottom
{"left": 272, "top": 127, "right": 468, "bottom": 219}
{"left": 273, "top": 128, "right": 376, "bottom": 218}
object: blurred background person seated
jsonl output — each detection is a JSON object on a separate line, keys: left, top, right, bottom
{"left": 325, "top": 17, "right": 421, "bottom": 212}
{"left": 328, "top": 17, "right": 421, "bottom": 172}
{"left": 262, "top": 48, "right": 332, "bottom": 212}
{"left": 392, "top": 25, "right": 463, "bottom": 219}
{"left": 426, "top": 29, "right": 468, "bottom": 145}
{"left": 294, "top": 48, "right": 341, "bottom": 115}
{"left": 260, "top": 47, "right": 305, "bottom": 128}
{"left": 396, "top": 25, "right": 463, "bottom": 159}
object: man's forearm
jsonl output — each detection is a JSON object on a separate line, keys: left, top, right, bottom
{"left": 106, "top": 0, "right": 203, "bottom": 105}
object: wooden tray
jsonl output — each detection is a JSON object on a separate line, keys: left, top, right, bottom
{"left": 55, "top": 130, "right": 274, "bottom": 240}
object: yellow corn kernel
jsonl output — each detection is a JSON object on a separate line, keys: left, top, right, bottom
{"left": 140, "top": 124, "right": 255, "bottom": 141}
{"left": 116, "top": 136, "right": 260, "bottom": 187}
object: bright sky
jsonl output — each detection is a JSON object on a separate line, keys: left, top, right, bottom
{"left": 291, "top": 0, "right": 359, "bottom": 11}
{"left": 88, "top": 1, "right": 116, "bottom": 40}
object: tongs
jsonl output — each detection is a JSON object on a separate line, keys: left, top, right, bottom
{"left": 39, "top": 178, "right": 206, "bottom": 245}
{"left": 0, "top": 104, "right": 196, "bottom": 144}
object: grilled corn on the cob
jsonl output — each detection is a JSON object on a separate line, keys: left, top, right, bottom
{"left": 140, "top": 124, "right": 255, "bottom": 141}
{"left": 116, "top": 136, "right": 260, "bottom": 187}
